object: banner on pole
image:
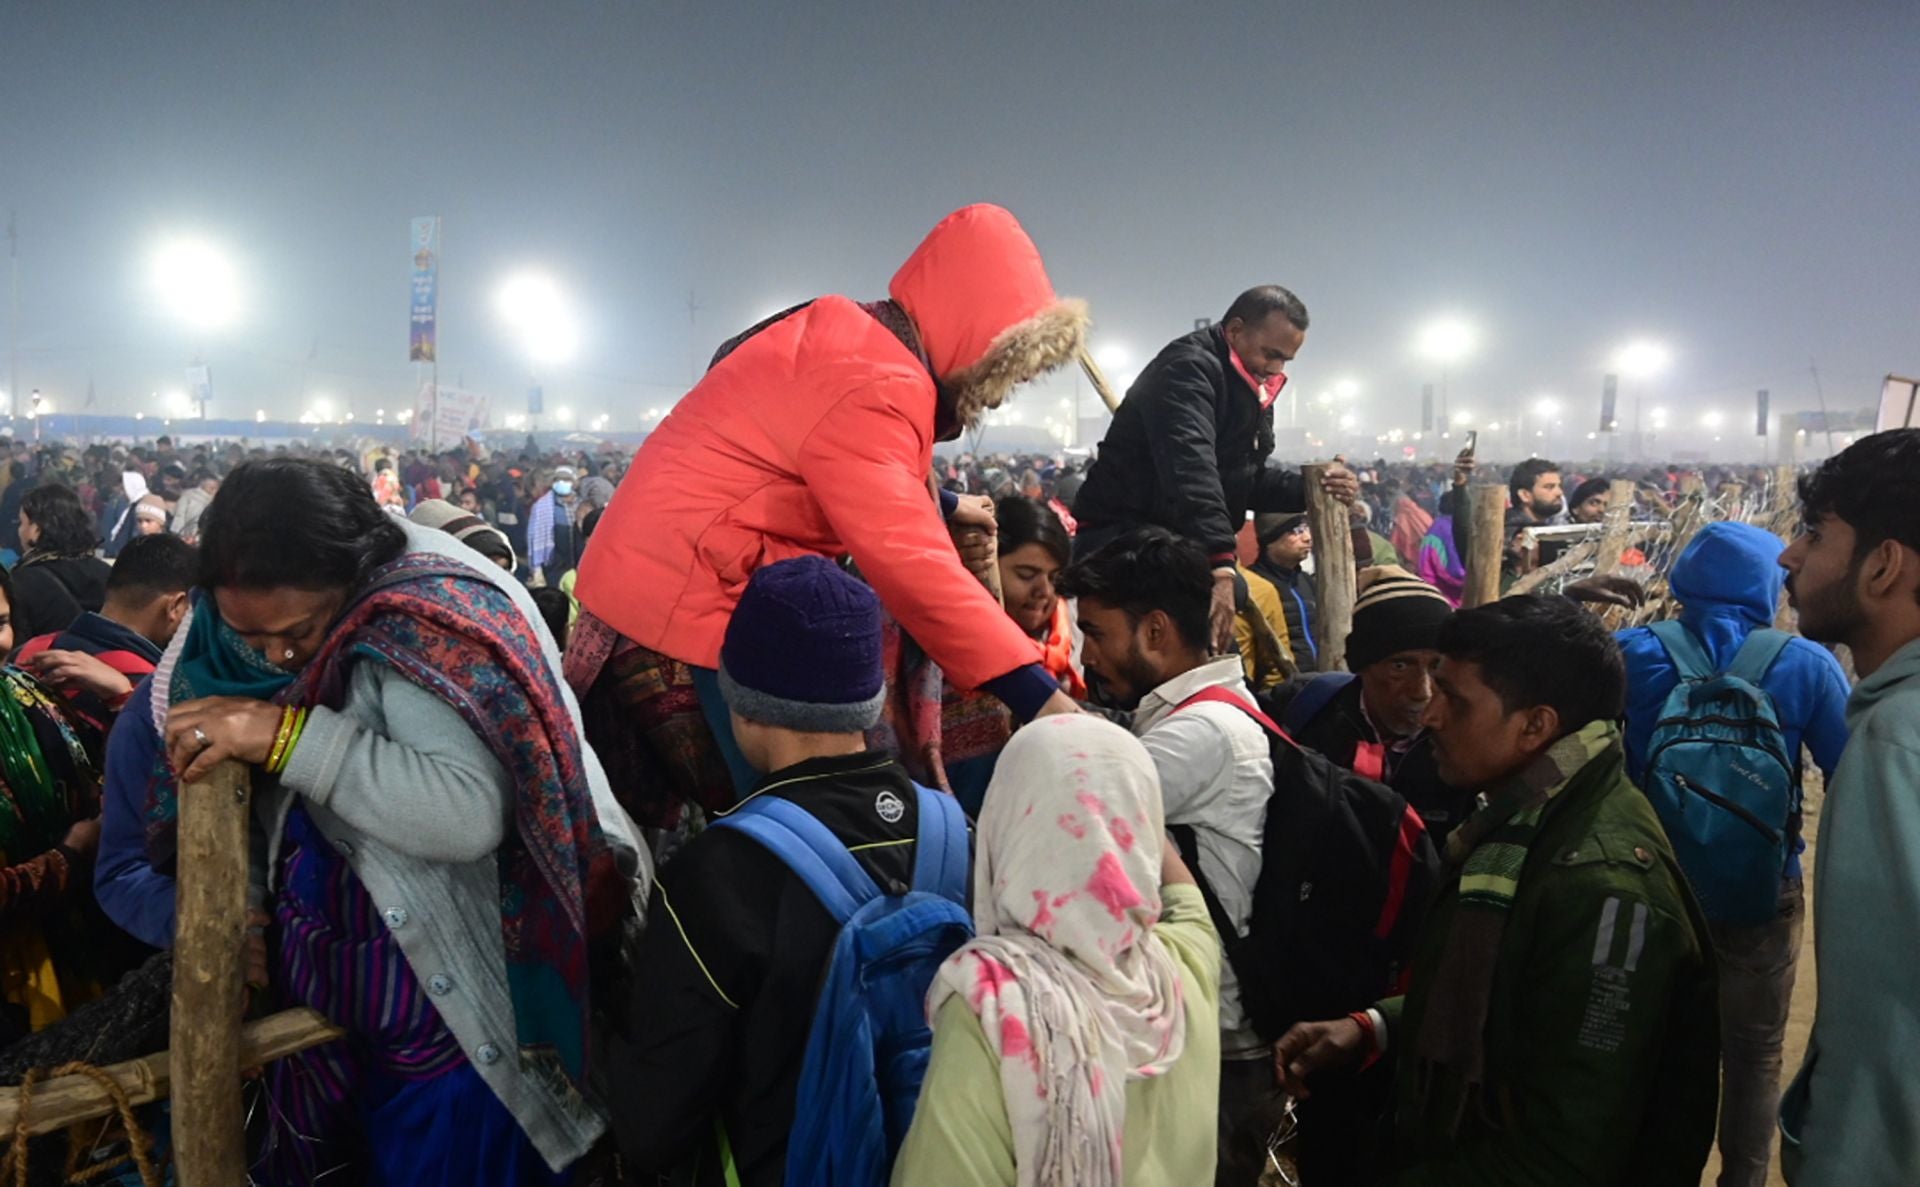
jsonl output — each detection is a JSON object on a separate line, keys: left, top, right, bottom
{"left": 1599, "top": 373, "right": 1618, "bottom": 433}
{"left": 1421, "top": 384, "right": 1434, "bottom": 432}
{"left": 412, "top": 382, "right": 488, "bottom": 444}
{"left": 409, "top": 217, "right": 440, "bottom": 363}
{"left": 186, "top": 364, "right": 212, "bottom": 416}
{"left": 1756, "top": 389, "right": 1770, "bottom": 437}
{"left": 528, "top": 384, "right": 544, "bottom": 416}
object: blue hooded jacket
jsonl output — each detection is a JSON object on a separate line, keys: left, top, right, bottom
{"left": 1616, "top": 521, "right": 1851, "bottom": 877}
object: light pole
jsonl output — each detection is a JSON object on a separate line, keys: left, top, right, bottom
{"left": 1416, "top": 317, "right": 1479, "bottom": 438}
{"left": 149, "top": 236, "right": 242, "bottom": 422}
{"left": 1613, "top": 339, "right": 1671, "bottom": 461}
{"left": 495, "top": 272, "right": 580, "bottom": 436}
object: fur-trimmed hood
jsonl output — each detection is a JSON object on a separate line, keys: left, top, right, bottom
{"left": 888, "top": 205, "right": 1088, "bottom": 428}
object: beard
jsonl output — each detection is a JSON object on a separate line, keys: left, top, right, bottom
{"left": 1788, "top": 560, "right": 1867, "bottom": 645}
{"left": 1090, "top": 640, "right": 1167, "bottom": 711}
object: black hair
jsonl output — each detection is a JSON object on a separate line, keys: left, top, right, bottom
{"left": 995, "top": 496, "right": 1070, "bottom": 568}
{"left": 1508, "top": 457, "right": 1561, "bottom": 503}
{"left": 529, "top": 587, "right": 572, "bottom": 646}
{"left": 1798, "top": 429, "right": 1920, "bottom": 564}
{"left": 581, "top": 507, "right": 604, "bottom": 542}
{"left": 1222, "top": 285, "right": 1310, "bottom": 333}
{"left": 1569, "top": 475, "right": 1612, "bottom": 509}
{"left": 20, "top": 483, "right": 100, "bottom": 555}
{"left": 107, "top": 533, "right": 198, "bottom": 600}
{"left": 1057, "top": 526, "right": 1212, "bottom": 652}
{"left": 1436, "top": 594, "right": 1625, "bottom": 733}
{"left": 197, "top": 458, "right": 407, "bottom": 591}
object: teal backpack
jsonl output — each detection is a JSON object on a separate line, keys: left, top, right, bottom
{"left": 1642, "top": 621, "right": 1795, "bottom": 926}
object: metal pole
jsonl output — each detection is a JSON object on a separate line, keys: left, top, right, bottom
{"left": 7, "top": 211, "right": 18, "bottom": 421}
{"left": 430, "top": 217, "right": 441, "bottom": 453}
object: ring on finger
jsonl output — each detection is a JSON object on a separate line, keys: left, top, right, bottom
{"left": 191, "top": 726, "right": 211, "bottom": 750}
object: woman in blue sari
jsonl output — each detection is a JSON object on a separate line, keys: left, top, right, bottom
{"left": 144, "top": 458, "right": 642, "bottom": 1185}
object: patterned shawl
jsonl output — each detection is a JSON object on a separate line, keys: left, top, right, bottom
{"left": 148, "top": 555, "right": 610, "bottom": 1092}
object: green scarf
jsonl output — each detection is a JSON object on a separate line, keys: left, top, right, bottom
{"left": 0, "top": 672, "right": 83, "bottom": 861}
{"left": 169, "top": 593, "right": 298, "bottom": 706}
{"left": 1413, "top": 719, "right": 1619, "bottom": 1131}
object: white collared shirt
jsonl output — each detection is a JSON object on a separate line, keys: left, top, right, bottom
{"left": 1133, "top": 655, "right": 1275, "bottom": 1058}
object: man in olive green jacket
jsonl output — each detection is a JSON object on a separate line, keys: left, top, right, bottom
{"left": 1277, "top": 595, "right": 1718, "bottom": 1185}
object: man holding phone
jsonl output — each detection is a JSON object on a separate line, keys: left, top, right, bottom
{"left": 1073, "top": 286, "right": 1358, "bottom": 653}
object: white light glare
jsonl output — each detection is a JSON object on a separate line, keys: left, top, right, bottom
{"left": 1614, "top": 339, "right": 1672, "bottom": 380}
{"left": 1415, "top": 318, "right": 1479, "bottom": 365}
{"left": 1700, "top": 409, "right": 1725, "bottom": 429}
{"left": 1533, "top": 396, "right": 1560, "bottom": 418}
{"left": 496, "top": 273, "right": 581, "bottom": 366}
{"left": 1334, "top": 378, "right": 1361, "bottom": 399}
{"left": 149, "top": 237, "right": 243, "bottom": 332}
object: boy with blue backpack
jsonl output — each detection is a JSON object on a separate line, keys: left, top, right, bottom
{"left": 605, "top": 555, "right": 971, "bottom": 1187}
{"left": 1616, "top": 521, "right": 1851, "bottom": 1187}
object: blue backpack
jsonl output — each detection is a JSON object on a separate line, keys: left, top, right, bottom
{"left": 1643, "top": 621, "right": 1796, "bottom": 927}
{"left": 709, "top": 785, "right": 972, "bottom": 1187}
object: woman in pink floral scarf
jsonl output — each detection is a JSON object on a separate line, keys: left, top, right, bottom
{"left": 892, "top": 714, "right": 1224, "bottom": 1186}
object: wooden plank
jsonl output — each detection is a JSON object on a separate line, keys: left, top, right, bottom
{"left": 0, "top": 1009, "right": 340, "bottom": 1140}
{"left": 1304, "top": 463, "right": 1355, "bottom": 670}
{"left": 169, "top": 760, "right": 251, "bottom": 1186}
{"left": 1593, "top": 479, "right": 1638, "bottom": 574}
{"left": 1462, "top": 484, "right": 1508, "bottom": 608}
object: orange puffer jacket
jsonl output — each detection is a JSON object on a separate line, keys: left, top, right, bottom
{"left": 576, "top": 205, "right": 1087, "bottom": 692}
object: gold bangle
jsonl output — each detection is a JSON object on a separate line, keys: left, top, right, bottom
{"left": 265, "top": 707, "right": 297, "bottom": 772}
{"left": 271, "top": 708, "right": 309, "bottom": 775}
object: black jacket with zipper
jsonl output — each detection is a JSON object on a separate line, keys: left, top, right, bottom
{"left": 603, "top": 752, "right": 928, "bottom": 1187}
{"left": 1073, "top": 324, "right": 1304, "bottom": 562}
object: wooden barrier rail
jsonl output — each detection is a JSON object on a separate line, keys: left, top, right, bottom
{"left": 0, "top": 762, "right": 339, "bottom": 1185}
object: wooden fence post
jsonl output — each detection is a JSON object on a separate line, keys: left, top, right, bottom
{"left": 1304, "top": 463, "right": 1355, "bottom": 671}
{"left": 1463, "top": 484, "right": 1507, "bottom": 608}
{"left": 1593, "top": 479, "right": 1638, "bottom": 575}
{"left": 171, "top": 761, "right": 251, "bottom": 1186}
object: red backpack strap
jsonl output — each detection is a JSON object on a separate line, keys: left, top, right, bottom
{"left": 1172, "top": 684, "right": 1293, "bottom": 742}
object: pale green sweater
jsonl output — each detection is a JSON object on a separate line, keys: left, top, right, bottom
{"left": 890, "top": 884, "right": 1223, "bottom": 1186}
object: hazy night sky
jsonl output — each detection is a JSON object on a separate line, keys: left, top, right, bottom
{"left": 3, "top": 2, "right": 1915, "bottom": 456}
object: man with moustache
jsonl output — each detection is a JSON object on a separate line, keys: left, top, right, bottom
{"left": 1777, "top": 429, "right": 1920, "bottom": 1187}
{"left": 1274, "top": 566, "right": 1475, "bottom": 846}
{"left": 1071, "top": 286, "right": 1358, "bottom": 654}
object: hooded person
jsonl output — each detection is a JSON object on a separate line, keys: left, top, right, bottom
{"left": 891, "top": 714, "right": 1222, "bottom": 1186}
{"left": 1616, "top": 521, "right": 1850, "bottom": 1187}
{"left": 568, "top": 204, "right": 1089, "bottom": 822}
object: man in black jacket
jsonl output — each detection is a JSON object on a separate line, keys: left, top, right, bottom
{"left": 1074, "top": 285, "right": 1356, "bottom": 651}
{"left": 1270, "top": 566, "right": 1475, "bottom": 846}
{"left": 605, "top": 555, "right": 938, "bottom": 1187}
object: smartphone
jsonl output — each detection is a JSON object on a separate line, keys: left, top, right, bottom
{"left": 1463, "top": 430, "right": 1479, "bottom": 456}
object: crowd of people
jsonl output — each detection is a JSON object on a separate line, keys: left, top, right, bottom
{"left": 0, "top": 203, "right": 1911, "bottom": 1187}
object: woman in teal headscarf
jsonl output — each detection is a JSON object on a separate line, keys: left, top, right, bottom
{"left": 143, "top": 458, "right": 643, "bottom": 1186}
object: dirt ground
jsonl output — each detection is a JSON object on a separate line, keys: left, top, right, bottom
{"left": 1700, "top": 776, "right": 1822, "bottom": 1187}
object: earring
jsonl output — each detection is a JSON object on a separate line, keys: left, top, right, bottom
{"left": 283, "top": 649, "right": 295, "bottom": 661}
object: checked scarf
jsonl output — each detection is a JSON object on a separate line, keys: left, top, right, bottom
{"left": 148, "top": 555, "right": 610, "bottom": 1098}
{"left": 1413, "top": 719, "right": 1619, "bottom": 1132}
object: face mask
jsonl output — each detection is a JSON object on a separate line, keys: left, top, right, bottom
{"left": 552, "top": 481, "right": 573, "bottom": 497}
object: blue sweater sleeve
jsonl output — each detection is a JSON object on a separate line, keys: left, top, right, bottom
{"left": 981, "top": 662, "right": 1060, "bottom": 722}
{"left": 94, "top": 680, "right": 177, "bottom": 949}
{"left": 1790, "top": 641, "right": 1853, "bottom": 780}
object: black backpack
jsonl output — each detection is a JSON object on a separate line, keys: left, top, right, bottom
{"left": 1168, "top": 686, "right": 1444, "bottom": 1041}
